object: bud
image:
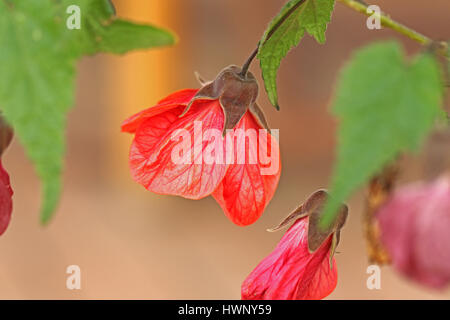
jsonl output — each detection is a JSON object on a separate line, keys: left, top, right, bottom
{"left": 242, "top": 190, "right": 348, "bottom": 300}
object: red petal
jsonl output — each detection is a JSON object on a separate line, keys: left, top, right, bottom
{"left": 121, "top": 89, "right": 198, "bottom": 133}
{"left": 0, "top": 160, "right": 13, "bottom": 235}
{"left": 212, "top": 112, "right": 281, "bottom": 226}
{"left": 129, "top": 99, "right": 228, "bottom": 199}
{"left": 241, "top": 217, "right": 337, "bottom": 300}
{"left": 296, "top": 254, "right": 337, "bottom": 300}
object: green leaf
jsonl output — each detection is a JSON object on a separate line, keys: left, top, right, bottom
{"left": 0, "top": 0, "right": 175, "bottom": 224}
{"left": 74, "top": 0, "right": 176, "bottom": 55}
{"left": 0, "top": 1, "right": 76, "bottom": 224}
{"left": 322, "top": 41, "right": 444, "bottom": 226}
{"left": 258, "top": 0, "right": 335, "bottom": 109}
{"left": 85, "top": 19, "right": 176, "bottom": 55}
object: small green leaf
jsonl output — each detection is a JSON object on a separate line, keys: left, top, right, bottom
{"left": 87, "top": 19, "right": 176, "bottom": 55}
{"left": 75, "top": 0, "right": 176, "bottom": 55}
{"left": 322, "top": 41, "right": 444, "bottom": 226}
{"left": 0, "top": 0, "right": 176, "bottom": 223}
{"left": 258, "top": 0, "right": 335, "bottom": 109}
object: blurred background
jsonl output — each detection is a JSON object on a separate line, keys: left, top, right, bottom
{"left": 0, "top": 0, "right": 449, "bottom": 299}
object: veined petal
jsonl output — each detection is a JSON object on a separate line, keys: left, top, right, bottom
{"left": 242, "top": 216, "right": 337, "bottom": 300}
{"left": 121, "top": 89, "right": 198, "bottom": 133}
{"left": 296, "top": 250, "right": 337, "bottom": 299}
{"left": 0, "top": 160, "right": 13, "bottom": 235}
{"left": 130, "top": 99, "right": 228, "bottom": 199}
{"left": 212, "top": 112, "right": 281, "bottom": 226}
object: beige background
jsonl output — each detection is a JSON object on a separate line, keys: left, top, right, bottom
{"left": 0, "top": 0, "right": 449, "bottom": 299}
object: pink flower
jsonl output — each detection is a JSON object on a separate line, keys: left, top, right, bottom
{"left": 242, "top": 190, "right": 347, "bottom": 300}
{"left": 377, "top": 175, "right": 450, "bottom": 289}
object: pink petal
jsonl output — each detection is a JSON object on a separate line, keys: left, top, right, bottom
{"left": 414, "top": 178, "right": 450, "bottom": 288}
{"left": 377, "top": 184, "right": 426, "bottom": 274}
{"left": 377, "top": 176, "right": 450, "bottom": 289}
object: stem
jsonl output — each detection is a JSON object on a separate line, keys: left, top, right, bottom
{"left": 240, "top": 0, "right": 307, "bottom": 77}
{"left": 239, "top": 46, "right": 259, "bottom": 77}
{"left": 338, "top": 0, "right": 432, "bottom": 45}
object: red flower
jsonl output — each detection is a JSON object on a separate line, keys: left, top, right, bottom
{"left": 242, "top": 190, "right": 347, "bottom": 300}
{"left": 122, "top": 66, "right": 281, "bottom": 226}
{"left": 377, "top": 175, "right": 450, "bottom": 289}
{"left": 0, "top": 118, "right": 13, "bottom": 236}
{"left": 0, "top": 160, "right": 13, "bottom": 235}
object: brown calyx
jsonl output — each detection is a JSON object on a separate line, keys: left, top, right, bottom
{"left": 269, "top": 190, "right": 348, "bottom": 268}
{"left": 182, "top": 65, "right": 270, "bottom": 136}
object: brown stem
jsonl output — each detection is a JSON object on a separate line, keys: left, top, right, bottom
{"left": 239, "top": 46, "right": 259, "bottom": 78}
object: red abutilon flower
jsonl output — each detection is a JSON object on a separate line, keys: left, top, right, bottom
{"left": 0, "top": 117, "right": 13, "bottom": 236}
{"left": 0, "top": 159, "right": 13, "bottom": 235}
{"left": 242, "top": 190, "right": 348, "bottom": 300}
{"left": 377, "top": 174, "right": 450, "bottom": 289}
{"left": 121, "top": 66, "right": 281, "bottom": 226}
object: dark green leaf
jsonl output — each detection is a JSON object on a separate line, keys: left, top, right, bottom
{"left": 0, "top": 0, "right": 175, "bottom": 223}
{"left": 258, "top": 0, "right": 335, "bottom": 109}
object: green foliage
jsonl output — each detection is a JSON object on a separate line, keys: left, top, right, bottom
{"left": 0, "top": 0, "right": 175, "bottom": 223}
{"left": 258, "top": 0, "right": 335, "bottom": 109}
{"left": 322, "top": 41, "right": 444, "bottom": 226}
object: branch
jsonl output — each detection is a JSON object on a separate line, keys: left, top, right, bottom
{"left": 338, "top": 0, "right": 447, "bottom": 54}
